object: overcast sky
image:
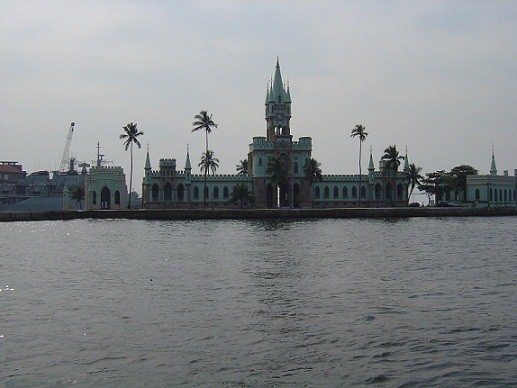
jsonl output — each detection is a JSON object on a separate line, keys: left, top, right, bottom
{"left": 1, "top": 0, "right": 516, "bottom": 192}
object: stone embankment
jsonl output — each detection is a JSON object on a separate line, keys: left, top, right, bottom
{"left": 0, "top": 207, "right": 516, "bottom": 222}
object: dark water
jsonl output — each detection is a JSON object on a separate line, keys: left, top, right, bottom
{"left": 1, "top": 217, "right": 516, "bottom": 386}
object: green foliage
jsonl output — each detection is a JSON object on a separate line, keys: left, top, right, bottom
{"left": 303, "top": 158, "right": 322, "bottom": 185}
{"left": 449, "top": 165, "right": 478, "bottom": 200}
{"left": 407, "top": 163, "right": 423, "bottom": 201}
{"left": 381, "top": 145, "right": 404, "bottom": 173}
{"left": 229, "top": 183, "right": 253, "bottom": 208}
{"left": 266, "top": 154, "right": 289, "bottom": 188}
{"left": 69, "top": 185, "right": 85, "bottom": 210}
{"left": 236, "top": 159, "right": 249, "bottom": 176}
{"left": 192, "top": 110, "right": 218, "bottom": 152}
{"left": 198, "top": 150, "right": 219, "bottom": 176}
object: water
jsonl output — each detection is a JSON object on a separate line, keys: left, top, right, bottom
{"left": 1, "top": 217, "right": 516, "bottom": 386}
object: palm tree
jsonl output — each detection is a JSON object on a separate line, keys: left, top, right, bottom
{"left": 351, "top": 124, "right": 368, "bottom": 206}
{"left": 198, "top": 150, "right": 219, "bottom": 206}
{"left": 236, "top": 159, "right": 249, "bottom": 176}
{"left": 120, "top": 122, "right": 144, "bottom": 209}
{"left": 70, "top": 185, "right": 85, "bottom": 210}
{"left": 266, "top": 154, "right": 289, "bottom": 207}
{"left": 407, "top": 163, "right": 423, "bottom": 203}
{"left": 381, "top": 145, "right": 404, "bottom": 206}
{"left": 303, "top": 158, "right": 323, "bottom": 207}
{"left": 229, "top": 183, "right": 253, "bottom": 208}
{"left": 191, "top": 110, "right": 218, "bottom": 153}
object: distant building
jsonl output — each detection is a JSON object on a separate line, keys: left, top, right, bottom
{"left": 85, "top": 166, "right": 128, "bottom": 210}
{"left": 142, "top": 59, "right": 410, "bottom": 209}
{"left": 466, "top": 152, "right": 516, "bottom": 207}
{"left": 0, "top": 161, "right": 26, "bottom": 204}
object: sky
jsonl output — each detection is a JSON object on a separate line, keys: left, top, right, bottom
{"left": 1, "top": 0, "right": 516, "bottom": 195}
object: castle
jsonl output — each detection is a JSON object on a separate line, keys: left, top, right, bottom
{"left": 141, "top": 59, "right": 411, "bottom": 209}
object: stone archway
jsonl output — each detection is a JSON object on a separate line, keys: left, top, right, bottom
{"left": 101, "top": 186, "right": 111, "bottom": 209}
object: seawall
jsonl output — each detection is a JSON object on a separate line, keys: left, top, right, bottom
{"left": 1, "top": 207, "right": 516, "bottom": 222}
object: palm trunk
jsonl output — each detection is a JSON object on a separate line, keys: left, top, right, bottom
{"left": 358, "top": 141, "right": 362, "bottom": 207}
{"left": 128, "top": 143, "right": 133, "bottom": 209}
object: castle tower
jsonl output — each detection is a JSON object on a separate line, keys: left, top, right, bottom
{"left": 265, "top": 57, "right": 292, "bottom": 141}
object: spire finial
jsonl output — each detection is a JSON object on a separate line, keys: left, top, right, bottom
{"left": 276, "top": 55, "right": 279, "bottom": 67}
{"left": 146, "top": 143, "right": 150, "bottom": 153}
{"left": 187, "top": 143, "right": 189, "bottom": 153}
{"left": 370, "top": 145, "right": 373, "bottom": 154}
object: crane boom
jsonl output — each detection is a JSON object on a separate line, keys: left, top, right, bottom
{"left": 59, "top": 122, "right": 75, "bottom": 172}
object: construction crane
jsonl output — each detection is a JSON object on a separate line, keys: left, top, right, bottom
{"left": 59, "top": 122, "right": 75, "bottom": 172}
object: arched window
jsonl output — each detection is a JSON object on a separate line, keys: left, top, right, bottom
{"left": 294, "top": 162, "right": 298, "bottom": 174}
{"left": 324, "top": 186, "right": 330, "bottom": 198}
{"left": 258, "top": 157, "right": 263, "bottom": 167}
{"left": 385, "top": 183, "right": 391, "bottom": 199}
{"left": 490, "top": 189, "right": 493, "bottom": 201}
{"left": 361, "top": 186, "right": 366, "bottom": 198}
{"left": 504, "top": 190, "right": 507, "bottom": 202}
{"left": 397, "top": 184, "right": 403, "bottom": 198}
{"left": 152, "top": 184, "right": 159, "bottom": 201}
{"left": 93, "top": 191, "right": 97, "bottom": 204}
{"left": 343, "top": 186, "right": 348, "bottom": 198}
{"left": 177, "top": 184, "right": 184, "bottom": 200}
{"left": 375, "top": 183, "right": 381, "bottom": 199}
{"left": 213, "top": 186, "right": 219, "bottom": 199}
{"left": 495, "top": 189, "right": 498, "bottom": 202}
{"left": 315, "top": 186, "right": 320, "bottom": 198}
{"left": 194, "top": 186, "right": 199, "bottom": 199}
{"left": 352, "top": 186, "right": 357, "bottom": 198}
{"left": 475, "top": 189, "right": 480, "bottom": 200}
{"left": 499, "top": 189, "right": 502, "bottom": 202}
{"left": 115, "top": 190, "right": 120, "bottom": 205}
{"left": 164, "top": 182, "right": 172, "bottom": 201}
{"left": 223, "top": 186, "right": 229, "bottom": 198}
{"left": 204, "top": 186, "right": 209, "bottom": 199}
{"left": 333, "top": 186, "right": 339, "bottom": 198}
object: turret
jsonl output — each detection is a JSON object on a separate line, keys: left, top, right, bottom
{"left": 184, "top": 148, "right": 192, "bottom": 184}
{"left": 403, "top": 148, "right": 410, "bottom": 172}
{"left": 490, "top": 150, "right": 497, "bottom": 176}
{"left": 368, "top": 148, "right": 375, "bottom": 182}
{"left": 265, "top": 57, "right": 292, "bottom": 140}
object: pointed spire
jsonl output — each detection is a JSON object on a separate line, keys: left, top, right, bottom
{"left": 368, "top": 146, "right": 375, "bottom": 170}
{"left": 185, "top": 145, "right": 191, "bottom": 170}
{"left": 403, "top": 146, "right": 410, "bottom": 171}
{"left": 145, "top": 145, "right": 152, "bottom": 170}
{"left": 272, "top": 57, "right": 287, "bottom": 103}
{"left": 490, "top": 148, "right": 497, "bottom": 176}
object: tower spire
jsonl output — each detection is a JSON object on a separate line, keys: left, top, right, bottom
{"left": 490, "top": 147, "right": 497, "bottom": 176}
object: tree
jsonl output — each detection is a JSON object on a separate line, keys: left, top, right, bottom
{"left": 70, "top": 185, "right": 85, "bottom": 210}
{"left": 381, "top": 145, "right": 405, "bottom": 206}
{"left": 350, "top": 124, "right": 368, "bottom": 206}
{"left": 266, "top": 154, "right": 289, "bottom": 207}
{"left": 407, "top": 163, "right": 423, "bottom": 203}
{"left": 191, "top": 110, "right": 218, "bottom": 153}
{"left": 120, "top": 122, "right": 144, "bottom": 209}
{"left": 229, "top": 183, "right": 253, "bottom": 208}
{"left": 449, "top": 165, "right": 478, "bottom": 201}
{"left": 418, "top": 170, "right": 450, "bottom": 205}
{"left": 198, "top": 150, "right": 219, "bottom": 206}
{"left": 303, "top": 158, "right": 323, "bottom": 207}
{"left": 236, "top": 159, "right": 249, "bottom": 176}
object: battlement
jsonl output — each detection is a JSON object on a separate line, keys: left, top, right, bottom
{"left": 91, "top": 166, "right": 124, "bottom": 172}
{"left": 159, "top": 158, "right": 177, "bottom": 167}
{"left": 191, "top": 174, "right": 252, "bottom": 181}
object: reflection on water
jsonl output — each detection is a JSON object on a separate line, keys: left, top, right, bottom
{"left": 0, "top": 217, "right": 516, "bottom": 386}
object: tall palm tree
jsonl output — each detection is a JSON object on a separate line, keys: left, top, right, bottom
{"left": 407, "top": 163, "right": 423, "bottom": 203}
{"left": 229, "top": 183, "right": 253, "bottom": 208}
{"left": 351, "top": 124, "right": 368, "bottom": 206}
{"left": 191, "top": 110, "right": 218, "bottom": 153}
{"left": 381, "top": 145, "right": 404, "bottom": 206}
{"left": 198, "top": 150, "right": 219, "bottom": 206}
{"left": 266, "top": 154, "right": 289, "bottom": 207}
{"left": 236, "top": 159, "right": 249, "bottom": 176}
{"left": 70, "top": 185, "right": 85, "bottom": 210}
{"left": 303, "top": 158, "right": 323, "bottom": 207}
{"left": 120, "top": 122, "right": 144, "bottom": 209}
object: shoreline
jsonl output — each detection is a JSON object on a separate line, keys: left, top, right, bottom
{"left": 1, "top": 207, "right": 516, "bottom": 222}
